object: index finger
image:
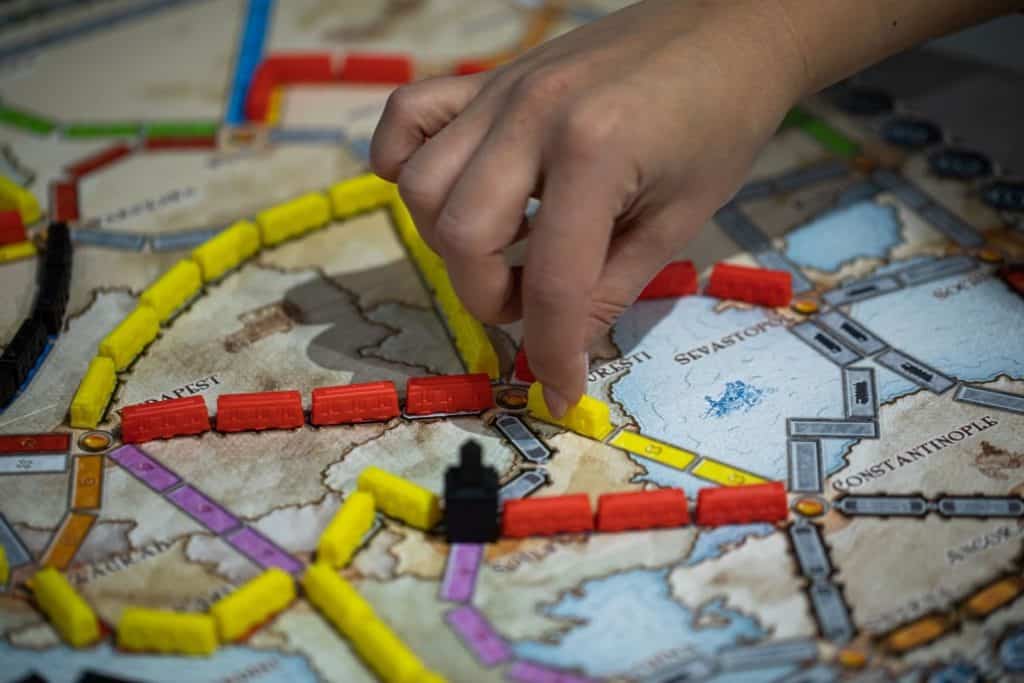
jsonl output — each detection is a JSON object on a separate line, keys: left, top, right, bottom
{"left": 522, "top": 155, "right": 622, "bottom": 416}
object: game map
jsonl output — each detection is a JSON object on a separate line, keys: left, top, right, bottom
{"left": 1, "top": 1, "right": 1024, "bottom": 682}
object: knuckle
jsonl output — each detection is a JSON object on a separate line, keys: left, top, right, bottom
{"left": 396, "top": 165, "right": 441, "bottom": 215}
{"left": 432, "top": 207, "right": 480, "bottom": 258}
{"left": 559, "top": 97, "right": 624, "bottom": 158}
{"left": 512, "top": 66, "right": 573, "bottom": 108}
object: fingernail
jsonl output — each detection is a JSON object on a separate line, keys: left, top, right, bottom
{"left": 543, "top": 385, "right": 571, "bottom": 420}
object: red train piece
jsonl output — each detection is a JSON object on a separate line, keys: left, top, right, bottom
{"left": 50, "top": 181, "right": 79, "bottom": 222}
{"left": 695, "top": 481, "right": 788, "bottom": 526}
{"left": 595, "top": 488, "right": 689, "bottom": 532}
{"left": 0, "top": 211, "right": 26, "bottom": 246}
{"left": 705, "top": 263, "right": 792, "bottom": 308}
{"left": 513, "top": 347, "right": 535, "bottom": 383}
{"left": 65, "top": 144, "right": 132, "bottom": 179}
{"left": 311, "top": 381, "right": 400, "bottom": 426}
{"left": 244, "top": 67, "right": 275, "bottom": 121}
{"left": 121, "top": 396, "right": 211, "bottom": 444}
{"left": 405, "top": 373, "right": 493, "bottom": 416}
{"left": 454, "top": 60, "right": 490, "bottom": 76}
{"left": 502, "top": 494, "right": 594, "bottom": 538}
{"left": 337, "top": 53, "right": 413, "bottom": 84}
{"left": 262, "top": 53, "right": 334, "bottom": 83}
{"left": 216, "top": 390, "right": 304, "bottom": 432}
{"left": 637, "top": 260, "right": 698, "bottom": 300}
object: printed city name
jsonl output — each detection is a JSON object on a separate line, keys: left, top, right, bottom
{"left": 832, "top": 415, "right": 999, "bottom": 490}
{"left": 587, "top": 351, "right": 652, "bottom": 383}
{"left": 144, "top": 374, "right": 222, "bottom": 403}
{"left": 674, "top": 317, "right": 787, "bottom": 366}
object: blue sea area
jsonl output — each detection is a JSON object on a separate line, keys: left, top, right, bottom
{"left": 784, "top": 200, "right": 903, "bottom": 272}
{"left": 851, "top": 271, "right": 1024, "bottom": 392}
{"left": 686, "top": 524, "right": 775, "bottom": 565}
{"left": 0, "top": 642, "right": 317, "bottom": 683}
{"left": 512, "top": 569, "right": 766, "bottom": 677}
{"left": 704, "top": 381, "right": 775, "bottom": 418}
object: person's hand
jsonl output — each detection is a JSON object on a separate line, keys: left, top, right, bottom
{"left": 370, "top": 0, "right": 809, "bottom": 416}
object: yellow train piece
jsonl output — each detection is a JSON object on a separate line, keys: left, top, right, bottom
{"left": 357, "top": 467, "right": 441, "bottom": 531}
{"left": 527, "top": 382, "right": 613, "bottom": 440}
{"left": 31, "top": 567, "right": 100, "bottom": 648}
{"left": 118, "top": 607, "right": 219, "bottom": 656}
{"left": 350, "top": 617, "right": 431, "bottom": 683}
{"left": 210, "top": 568, "right": 296, "bottom": 642}
{"left": 98, "top": 305, "right": 159, "bottom": 371}
{"left": 139, "top": 259, "right": 202, "bottom": 321}
{"left": 301, "top": 563, "right": 374, "bottom": 635}
{"left": 0, "top": 175, "right": 41, "bottom": 224}
{"left": 318, "top": 491, "right": 376, "bottom": 568}
{"left": 0, "top": 545, "right": 7, "bottom": 586}
{"left": 256, "top": 192, "right": 331, "bottom": 246}
{"left": 329, "top": 173, "right": 397, "bottom": 219}
{"left": 191, "top": 219, "right": 261, "bottom": 282}
{"left": 70, "top": 356, "right": 117, "bottom": 428}
{"left": 0, "top": 240, "right": 36, "bottom": 264}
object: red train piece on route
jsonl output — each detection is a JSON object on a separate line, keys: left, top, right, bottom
{"left": 311, "top": 381, "right": 400, "bottom": 425}
{"left": 263, "top": 53, "right": 334, "bottom": 83}
{"left": 695, "top": 481, "right": 788, "bottom": 526}
{"left": 0, "top": 211, "right": 26, "bottom": 246}
{"left": 216, "top": 390, "right": 304, "bottom": 432}
{"left": 121, "top": 396, "right": 211, "bottom": 444}
{"left": 50, "top": 181, "right": 79, "bottom": 222}
{"left": 65, "top": 144, "right": 132, "bottom": 179}
{"left": 705, "top": 263, "right": 792, "bottom": 308}
{"left": 637, "top": 260, "right": 698, "bottom": 300}
{"left": 337, "top": 53, "right": 413, "bottom": 84}
{"left": 596, "top": 488, "right": 690, "bottom": 532}
{"left": 513, "top": 347, "right": 535, "bottom": 383}
{"left": 405, "top": 373, "right": 493, "bottom": 416}
{"left": 502, "top": 494, "right": 594, "bottom": 538}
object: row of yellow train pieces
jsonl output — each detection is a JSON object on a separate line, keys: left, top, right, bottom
{"left": 69, "top": 171, "right": 501, "bottom": 430}
{"left": 9, "top": 465, "right": 447, "bottom": 682}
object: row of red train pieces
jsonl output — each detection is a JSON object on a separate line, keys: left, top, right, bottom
{"left": 120, "top": 373, "right": 494, "bottom": 444}
{"left": 503, "top": 482, "right": 788, "bottom": 535}
{"left": 514, "top": 260, "right": 791, "bottom": 381}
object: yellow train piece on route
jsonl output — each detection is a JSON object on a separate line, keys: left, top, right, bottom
{"left": 610, "top": 431, "right": 697, "bottom": 471}
{"left": 0, "top": 545, "right": 8, "bottom": 586}
{"left": 0, "top": 175, "right": 41, "bottom": 224}
{"left": 211, "top": 567, "right": 295, "bottom": 642}
{"left": 256, "top": 192, "right": 331, "bottom": 246}
{"left": 527, "top": 382, "right": 613, "bottom": 440}
{"left": 883, "top": 614, "right": 952, "bottom": 653}
{"left": 350, "top": 617, "right": 434, "bottom": 683}
{"left": 0, "top": 240, "right": 36, "bottom": 264}
{"left": 118, "top": 607, "right": 219, "bottom": 656}
{"left": 318, "top": 491, "right": 376, "bottom": 568}
{"left": 964, "top": 576, "right": 1024, "bottom": 618}
{"left": 357, "top": 467, "right": 441, "bottom": 531}
{"left": 301, "top": 563, "right": 375, "bottom": 634}
{"left": 191, "top": 219, "right": 261, "bottom": 282}
{"left": 139, "top": 259, "right": 202, "bottom": 321}
{"left": 98, "top": 305, "right": 160, "bottom": 371}
{"left": 691, "top": 458, "right": 767, "bottom": 487}
{"left": 70, "top": 356, "right": 117, "bottom": 428}
{"left": 265, "top": 87, "right": 283, "bottom": 126}
{"left": 31, "top": 567, "right": 100, "bottom": 648}
{"left": 390, "top": 199, "right": 499, "bottom": 379}
{"left": 329, "top": 173, "right": 397, "bottom": 219}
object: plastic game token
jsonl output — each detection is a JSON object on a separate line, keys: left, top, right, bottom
{"left": 977, "top": 247, "right": 1003, "bottom": 263}
{"left": 837, "top": 648, "right": 868, "bottom": 669}
{"left": 791, "top": 299, "right": 820, "bottom": 315}
{"left": 78, "top": 431, "right": 112, "bottom": 452}
{"left": 794, "top": 497, "right": 826, "bottom": 518}
{"left": 495, "top": 387, "right": 528, "bottom": 410}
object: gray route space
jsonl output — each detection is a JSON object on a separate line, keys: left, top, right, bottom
{"left": 790, "top": 321, "right": 862, "bottom": 366}
{"left": 871, "top": 170, "right": 984, "bottom": 247}
{"left": 788, "top": 418, "right": 879, "bottom": 439}
{"left": 788, "top": 440, "right": 823, "bottom": 493}
{"left": 819, "top": 311, "right": 888, "bottom": 357}
{"left": 640, "top": 637, "right": 821, "bottom": 683}
{"left": 713, "top": 203, "right": 813, "bottom": 293}
{"left": 954, "top": 384, "right": 1024, "bottom": 415}
{"left": 843, "top": 367, "right": 878, "bottom": 419}
{"left": 836, "top": 494, "right": 1023, "bottom": 518}
{"left": 498, "top": 468, "right": 548, "bottom": 506}
{"left": 875, "top": 349, "right": 956, "bottom": 394}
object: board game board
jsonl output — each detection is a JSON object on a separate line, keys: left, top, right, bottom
{"left": 2, "top": 2, "right": 1024, "bottom": 682}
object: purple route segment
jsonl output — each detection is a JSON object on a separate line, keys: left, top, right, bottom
{"left": 226, "top": 526, "right": 304, "bottom": 575}
{"left": 107, "top": 444, "right": 181, "bottom": 492}
{"left": 506, "top": 661, "right": 598, "bottom": 683}
{"left": 166, "top": 484, "right": 241, "bottom": 534}
{"left": 445, "top": 605, "right": 511, "bottom": 667}
{"left": 440, "top": 543, "right": 484, "bottom": 603}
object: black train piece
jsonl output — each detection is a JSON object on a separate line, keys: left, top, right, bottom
{"left": 77, "top": 670, "right": 145, "bottom": 683}
{"left": 35, "top": 222, "right": 72, "bottom": 334}
{"left": 1, "top": 315, "right": 47, "bottom": 397}
{"left": 444, "top": 439, "right": 499, "bottom": 543}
